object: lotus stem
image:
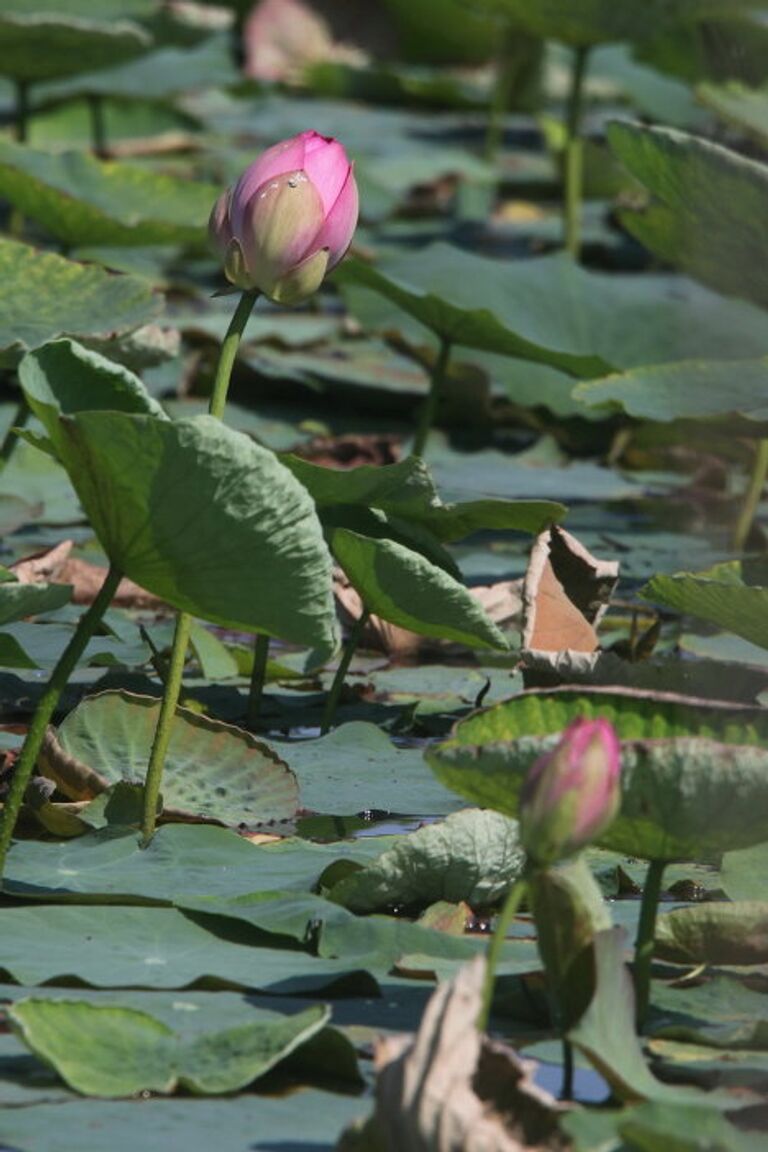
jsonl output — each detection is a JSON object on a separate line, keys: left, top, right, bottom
{"left": 484, "top": 20, "right": 516, "bottom": 164}
{"left": 88, "top": 94, "right": 108, "bottom": 159}
{"left": 0, "top": 564, "right": 122, "bottom": 880}
{"left": 561, "top": 1038, "right": 574, "bottom": 1100}
{"left": 0, "top": 397, "right": 29, "bottom": 467}
{"left": 141, "top": 610, "right": 192, "bottom": 844}
{"left": 209, "top": 289, "right": 258, "bottom": 420}
{"left": 633, "top": 858, "right": 666, "bottom": 1030}
{"left": 245, "top": 632, "right": 270, "bottom": 728}
{"left": 732, "top": 437, "right": 768, "bottom": 552}
{"left": 412, "top": 337, "right": 452, "bottom": 459}
{"left": 141, "top": 289, "right": 258, "bottom": 844}
{"left": 320, "top": 608, "right": 370, "bottom": 735}
{"left": 14, "top": 80, "right": 29, "bottom": 143}
{"left": 564, "top": 45, "right": 590, "bottom": 260}
{"left": 478, "top": 875, "right": 528, "bottom": 1032}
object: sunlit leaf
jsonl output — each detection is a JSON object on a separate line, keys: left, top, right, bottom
{"left": 0, "top": 140, "right": 218, "bottom": 247}
{"left": 0, "top": 239, "right": 159, "bottom": 368}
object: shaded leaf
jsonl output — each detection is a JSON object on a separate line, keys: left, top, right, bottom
{"left": 642, "top": 563, "right": 768, "bottom": 652}
{"left": 331, "top": 527, "right": 508, "bottom": 651}
{"left": 568, "top": 929, "right": 705, "bottom": 1105}
{"left": 29, "top": 411, "right": 338, "bottom": 654}
{"left": 0, "top": 11, "right": 149, "bottom": 83}
{"left": 655, "top": 903, "right": 768, "bottom": 966}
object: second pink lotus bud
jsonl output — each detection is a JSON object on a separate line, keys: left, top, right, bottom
{"left": 519, "top": 718, "right": 621, "bottom": 868}
{"left": 209, "top": 129, "right": 358, "bottom": 306}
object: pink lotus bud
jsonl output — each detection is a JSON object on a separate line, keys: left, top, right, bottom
{"left": 519, "top": 718, "right": 621, "bottom": 868}
{"left": 208, "top": 130, "right": 358, "bottom": 305}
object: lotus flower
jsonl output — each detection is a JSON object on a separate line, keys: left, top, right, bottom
{"left": 209, "top": 130, "right": 358, "bottom": 305}
{"left": 519, "top": 718, "right": 621, "bottom": 868}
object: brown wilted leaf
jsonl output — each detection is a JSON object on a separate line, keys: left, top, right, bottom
{"left": 10, "top": 545, "right": 162, "bottom": 610}
{"left": 521, "top": 526, "right": 618, "bottom": 687}
{"left": 338, "top": 957, "right": 569, "bottom": 1152}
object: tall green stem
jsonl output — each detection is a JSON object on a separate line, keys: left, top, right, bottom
{"left": 484, "top": 21, "right": 516, "bottom": 164}
{"left": 141, "top": 612, "right": 192, "bottom": 844}
{"left": 320, "top": 609, "right": 370, "bottom": 736}
{"left": 732, "top": 438, "right": 768, "bottom": 552}
{"left": 0, "top": 397, "right": 29, "bottom": 467}
{"left": 245, "top": 632, "right": 270, "bottom": 728}
{"left": 141, "top": 290, "right": 258, "bottom": 845}
{"left": 14, "top": 80, "right": 29, "bottom": 143}
{"left": 563, "top": 45, "right": 590, "bottom": 260}
{"left": 412, "top": 337, "right": 452, "bottom": 459}
{"left": 478, "top": 875, "right": 528, "bottom": 1032}
{"left": 88, "top": 94, "right": 108, "bottom": 158}
{"left": 634, "top": 858, "right": 666, "bottom": 1030}
{"left": 209, "top": 290, "right": 258, "bottom": 420}
{"left": 0, "top": 565, "right": 122, "bottom": 880}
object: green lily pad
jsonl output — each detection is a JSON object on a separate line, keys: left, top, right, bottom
{"left": 0, "top": 11, "right": 150, "bottom": 84}
{"left": 655, "top": 903, "right": 768, "bottom": 966}
{"left": 51, "top": 690, "right": 298, "bottom": 826}
{"left": 0, "top": 238, "right": 160, "bottom": 368}
{"left": 0, "top": 1093, "right": 365, "bottom": 1152}
{"left": 650, "top": 975, "right": 768, "bottom": 1050}
{"left": 0, "top": 576, "right": 71, "bottom": 627}
{"left": 608, "top": 120, "right": 768, "bottom": 310}
{"left": 24, "top": 410, "right": 338, "bottom": 655}
{"left": 720, "top": 842, "right": 768, "bottom": 903}
{"left": 643, "top": 562, "right": 768, "bottom": 652}
{"left": 0, "top": 140, "right": 218, "bottom": 248}
{"left": 0, "top": 903, "right": 366, "bottom": 992}
{"left": 335, "top": 247, "right": 610, "bottom": 378}
{"left": 338, "top": 245, "right": 768, "bottom": 380}
{"left": 9, "top": 998, "right": 334, "bottom": 1097}
{"left": 575, "top": 357, "right": 768, "bottom": 426}
{"left": 272, "top": 721, "right": 463, "bottom": 817}
{"left": 37, "top": 34, "right": 237, "bottom": 103}
{"left": 322, "top": 808, "right": 524, "bottom": 913}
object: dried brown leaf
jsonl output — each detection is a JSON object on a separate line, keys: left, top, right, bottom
{"left": 338, "top": 957, "right": 568, "bottom": 1152}
{"left": 11, "top": 545, "right": 162, "bottom": 609}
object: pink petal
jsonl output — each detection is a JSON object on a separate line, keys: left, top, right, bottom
{"left": 313, "top": 164, "right": 359, "bottom": 268}
{"left": 239, "top": 170, "right": 325, "bottom": 291}
{"left": 303, "top": 137, "right": 351, "bottom": 213}
{"left": 230, "top": 134, "right": 308, "bottom": 235}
